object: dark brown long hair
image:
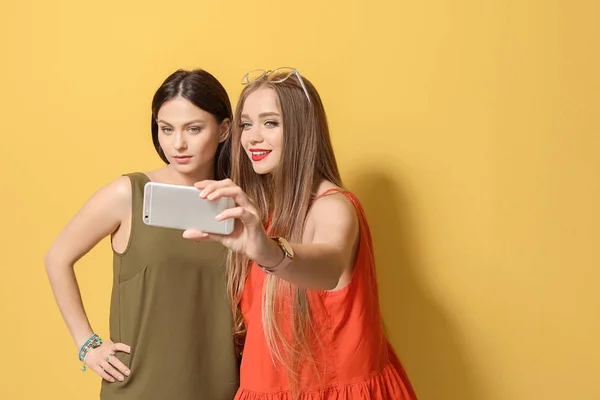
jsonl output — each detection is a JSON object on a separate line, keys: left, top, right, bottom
{"left": 151, "top": 69, "right": 232, "bottom": 179}
{"left": 228, "top": 72, "right": 342, "bottom": 391}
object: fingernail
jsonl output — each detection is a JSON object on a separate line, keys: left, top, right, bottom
{"left": 118, "top": 376, "right": 124, "bottom": 381}
{"left": 215, "top": 214, "right": 222, "bottom": 220}
{"left": 199, "top": 190, "right": 205, "bottom": 197}
{"left": 125, "top": 370, "right": 130, "bottom": 376}
{"left": 207, "top": 193, "right": 215, "bottom": 200}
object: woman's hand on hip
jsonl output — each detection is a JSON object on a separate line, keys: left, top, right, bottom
{"left": 85, "top": 341, "right": 131, "bottom": 383}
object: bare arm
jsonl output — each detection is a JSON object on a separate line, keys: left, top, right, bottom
{"left": 259, "top": 193, "right": 360, "bottom": 290}
{"left": 184, "top": 181, "right": 360, "bottom": 291}
{"left": 44, "top": 176, "right": 131, "bottom": 348}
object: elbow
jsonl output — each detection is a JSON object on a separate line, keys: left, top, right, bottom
{"left": 44, "top": 248, "right": 67, "bottom": 275}
{"left": 321, "top": 262, "right": 346, "bottom": 290}
{"left": 293, "top": 266, "right": 340, "bottom": 291}
{"left": 328, "top": 269, "right": 343, "bottom": 290}
{"left": 44, "top": 250, "right": 56, "bottom": 274}
{"left": 322, "top": 280, "right": 339, "bottom": 291}
{"left": 323, "top": 257, "right": 354, "bottom": 291}
{"left": 317, "top": 275, "right": 342, "bottom": 291}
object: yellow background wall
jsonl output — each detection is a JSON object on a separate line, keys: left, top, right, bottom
{"left": 1, "top": 1, "right": 598, "bottom": 399}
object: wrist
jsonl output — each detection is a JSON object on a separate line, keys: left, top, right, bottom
{"left": 256, "top": 237, "right": 285, "bottom": 269}
{"left": 78, "top": 333, "right": 103, "bottom": 363}
{"left": 257, "top": 236, "right": 295, "bottom": 274}
{"left": 76, "top": 331, "right": 95, "bottom": 349}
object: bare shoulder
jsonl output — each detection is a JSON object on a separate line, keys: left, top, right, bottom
{"left": 79, "top": 175, "right": 133, "bottom": 220}
{"left": 102, "top": 175, "right": 132, "bottom": 206}
{"left": 306, "top": 181, "right": 359, "bottom": 243}
{"left": 310, "top": 181, "right": 356, "bottom": 214}
{"left": 45, "top": 175, "right": 134, "bottom": 263}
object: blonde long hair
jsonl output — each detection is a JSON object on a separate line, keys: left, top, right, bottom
{"left": 227, "top": 72, "right": 342, "bottom": 390}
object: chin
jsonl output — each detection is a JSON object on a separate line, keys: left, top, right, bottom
{"left": 169, "top": 162, "right": 200, "bottom": 175}
{"left": 251, "top": 164, "right": 275, "bottom": 175}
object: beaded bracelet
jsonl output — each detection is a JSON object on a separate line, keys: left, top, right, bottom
{"left": 78, "top": 333, "right": 103, "bottom": 371}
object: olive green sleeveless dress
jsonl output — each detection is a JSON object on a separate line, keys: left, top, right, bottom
{"left": 100, "top": 173, "right": 239, "bottom": 400}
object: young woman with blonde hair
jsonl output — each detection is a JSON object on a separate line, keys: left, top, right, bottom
{"left": 185, "top": 68, "right": 417, "bottom": 399}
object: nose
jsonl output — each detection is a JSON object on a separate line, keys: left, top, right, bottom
{"left": 172, "top": 131, "right": 187, "bottom": 151}
{"left": 245, "top": 125, "right": 264, "bottom": 145}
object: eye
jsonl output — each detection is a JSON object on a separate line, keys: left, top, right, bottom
{"left": 265, "top": 120, "right": 279, "bottom": 128}
{"left": 240, "top": 122, "right": 252, "bottom": 130}
{"left": 188, "top": 126, "right": 202, "bottom": 133}
{"left": 160, "top": 126, "right": 173, "bottom": 134}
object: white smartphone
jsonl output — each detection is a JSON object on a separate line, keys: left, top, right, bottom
{"left": 142, "top": 182, "right": 235, "bottom": 235}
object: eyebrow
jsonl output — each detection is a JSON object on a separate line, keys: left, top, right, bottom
{"left": 156, "top": 119, "right": 206, "bottom": 126}
{"left": 240, "top": 112, "right": 281, "bottom": 119}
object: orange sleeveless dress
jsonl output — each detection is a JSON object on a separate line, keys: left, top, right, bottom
{"left": 235, "top": 189, "right": 418, "bottom": 400}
